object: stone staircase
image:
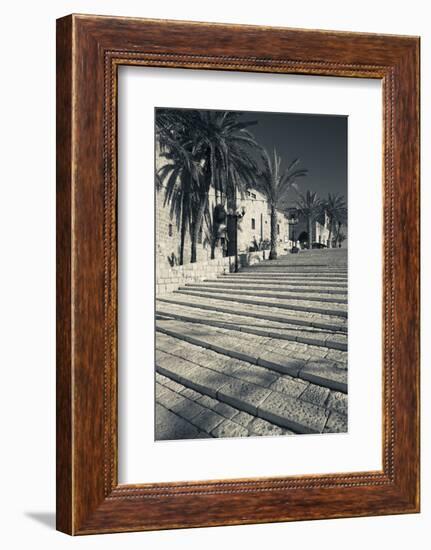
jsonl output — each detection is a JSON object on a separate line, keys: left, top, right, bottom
{"left": 155, "top": 249, "right": 348, "bottom": 440}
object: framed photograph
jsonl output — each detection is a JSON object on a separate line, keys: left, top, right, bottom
{"left": 56, "top": 14, "right": 420, "bottom": 534}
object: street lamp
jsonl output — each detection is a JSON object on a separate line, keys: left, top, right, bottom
{"left": 287, "top": 207, "right": 299, "bottom": 254}
{"left": 227, "top": 205, "right": 246, "bottom": 272}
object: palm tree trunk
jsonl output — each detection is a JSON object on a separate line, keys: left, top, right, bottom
{"left": 308, "top": 216, "right": 312, "bottom": 250}
{"left": 269, "top": 205, "right": 278, "bottom": 260}
{"left": 327, "top": 218, "right": 333, "bottom": 248}
{"left": 334, "top": 221, "right": 342, "bottom": 248}
{"left": 190, "top": 194, "right": 207, "bottom": 263}
{"left": 210, "top": 234, "right": 216, "bottom": 260}
{"left": 179, "top": 211, "right": 186, "bottom": 265}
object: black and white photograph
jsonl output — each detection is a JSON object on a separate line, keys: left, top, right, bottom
{"left": 0, "top": 0, "right": 424, "bottom": 546}
{"left": 154, "top": 107, "right": 348, "bottom": 440}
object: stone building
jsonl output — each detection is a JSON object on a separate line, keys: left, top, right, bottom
{"left": 156, "top": 142, "right": 290, "bottom": 270}
{"left": 155, "top": 186, "right": 219, "bottom": 268}
{"left": 236, "top": 189, "right": 290, "bottom": 254}
{"left": 294, "top": 210, "right": 332, "bottom": 248}
{"left": 156, "top": 185, "right": 290, "bottom": 269}
{"left": 155, "top": 140, "right": 223, "bottom": 268}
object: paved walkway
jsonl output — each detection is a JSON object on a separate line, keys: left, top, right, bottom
{"left": 155, "top": 248, "right": 348, "bottom": 440}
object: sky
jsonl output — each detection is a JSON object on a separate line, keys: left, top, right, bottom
{"left": 156, "top": 107, "right": 348, "bottom": 209}
{"left": 240, "top": 110, "right": 347, "bottom": 205}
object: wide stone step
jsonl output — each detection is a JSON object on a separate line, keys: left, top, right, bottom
{"left": 156, "top": 373, "right": 295, "bottom": 439}
{"left": 180, "top": 284, "right": 347, "bottom": 304}
{"left": 221, "top": 273, "right": 348, "bottom": 281}
{"left": 215, "top": 277, "right": 348, "bottom": 289}
{"left": 200, "top": 280, "right": 347, "bottom": 294}
{"left": 239, "top": 266, "right": 347, "bottom": 271}
{"left": 157, "top": 294, "right": 347, "bottom": 332}
{"left": 175, "top": 289, "right": 348, "bottom": 318}
{"left": 156, "top": 319, "right": 347, "bottom": 393}
{"left": 156, "top": 301, "right": 347, "bottom": 351}
{"left": 156, "top": 348, "right": 338, "bottom": 434}
{"left": 219, "top": 277, "right": 347, "bottom": 285}
{"left": 249, "top": 251, "right": 346, "bottom": 262}
{"left": 241, "top": 260, "right": 348, "bottom": 272}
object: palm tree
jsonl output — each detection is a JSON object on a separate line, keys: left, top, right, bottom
{"left": 203, "top": 203, "right": 227, "bottom": 260}
{"left": 156, "top": 110, "right": 202, "bottom": 265}
{"left": 334, "top": 219, "right": 348, "bottom": 247}
{"left": 333, "top": 203, "right": 348, "bottom": 247}
{"left": 257, "top": 148, "right": 307, "bottom": 260}
{"left": 157, "top": 145, "right": 201, "bottom": 265}
{"left": 187, "top": 110, "right": 261, "bottom": 262}
{"left": 295, "top": 190, "right": 321, "bottom": 249}
{"left": 322, "top": 193, "right": 347, "bottom": 248}
{"left": 337, "top": 230, "right": 347, "bottom": 248}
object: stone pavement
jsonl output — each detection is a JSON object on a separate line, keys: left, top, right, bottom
{"left": 155, "top": 248, "right": 348, "bottom": 440}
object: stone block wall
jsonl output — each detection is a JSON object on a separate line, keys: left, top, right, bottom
{"left": 156, "top": 191, "right": 220, "bottom": 269}
{"left": 238, "top": 250, "right": 267, "bottom": 267}
{"left": 156, "top": 256, "right": 233, "bottom": 295}
{"left": 156, "top": 250, "right": 269, "bottom": 296}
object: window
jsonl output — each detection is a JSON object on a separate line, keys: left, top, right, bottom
{"left": 198, "top": 224, "right": 203, "bottom": 244}
{"left": 251, "top": 218, "right": 256, "bottom": 230}
{"left": 277, "top": 224, "right": 280, "bottom": 235}
{"left": 251, "top": 192, "right": 256, "bottom": 199}
{"left": 168, "top": 223, "right": 173, "bottom": 237}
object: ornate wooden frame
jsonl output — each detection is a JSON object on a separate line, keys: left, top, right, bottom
{"left": 56, "top": 14, "right": 420, "bottom": 534}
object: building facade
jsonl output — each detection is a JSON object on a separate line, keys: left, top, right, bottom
{"left": 294, "top": 210, "right": 332, "bottom": 248}
{"left": 156, "top": 143, "right": 291, "bottom": 270}
{"left": 236, "top": 190, "right": 290, "bottom": 254}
